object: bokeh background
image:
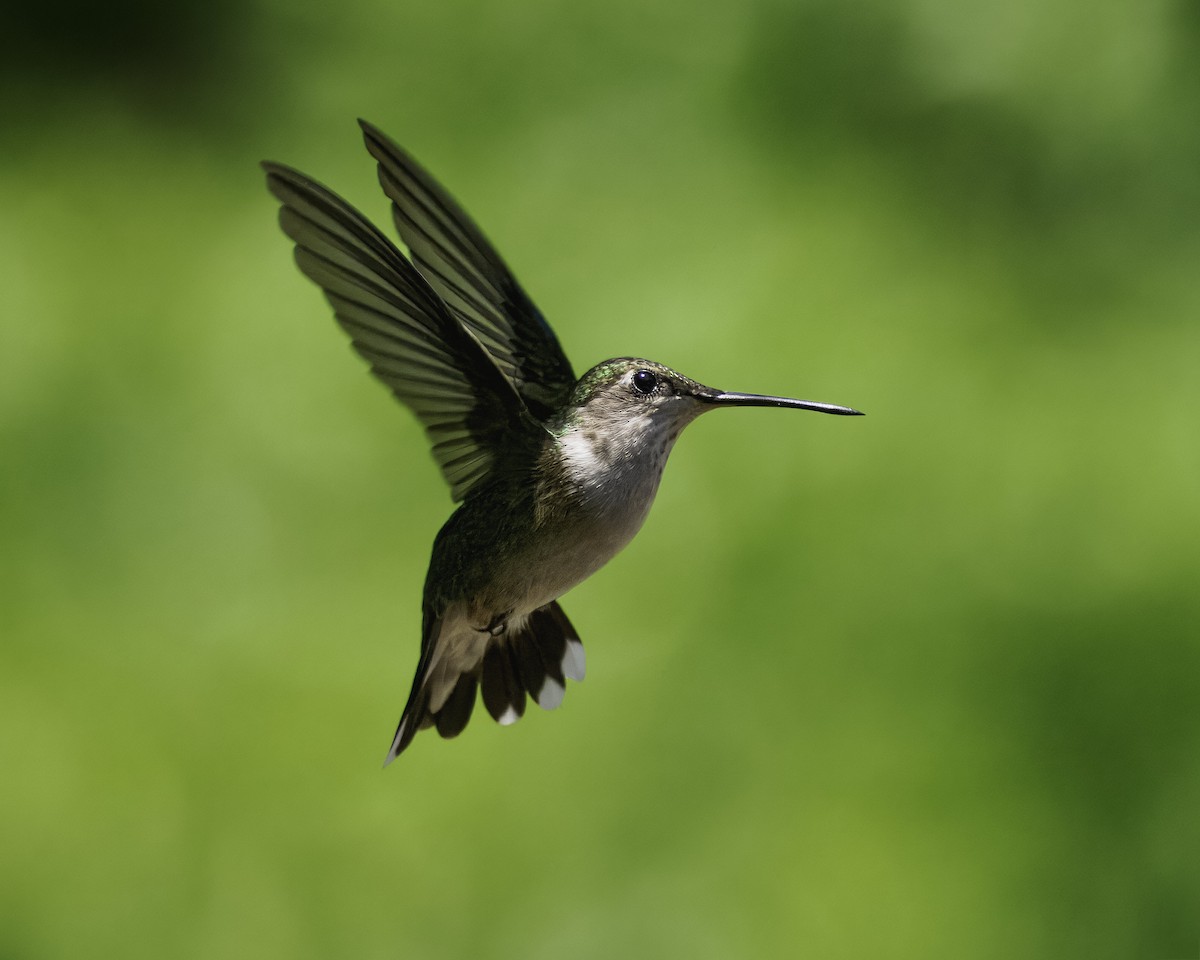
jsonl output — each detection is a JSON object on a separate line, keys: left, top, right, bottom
{"left": 3, "top": 0, "right": 1198, "bottom": 956}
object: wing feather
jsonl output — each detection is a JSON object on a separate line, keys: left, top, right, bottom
{"left": 359, "top": 121, "right": 576, "bottom": 422}
{"left": 264, "top": 161, "right": 544, "bottom": 501}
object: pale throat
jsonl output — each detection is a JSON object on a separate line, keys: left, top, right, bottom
{"left": 557, "top": 413, "right": 682, "bottom": 500}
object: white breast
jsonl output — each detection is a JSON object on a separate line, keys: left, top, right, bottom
{"left": 557, "top": 416, "right": 680, "bottom": 548}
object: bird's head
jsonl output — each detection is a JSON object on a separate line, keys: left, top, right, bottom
{"left": 567, "top": 357, "right": 862, "bottom": 431}
{"left": 553, "top": 357, "right": 861, "bottom": 488}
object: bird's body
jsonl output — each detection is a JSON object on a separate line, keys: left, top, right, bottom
{"left": 264, "top": 122, "right": 862, "bottom": 763}
{"left": 432, "top": 362, "right": 693, "bottom": 623}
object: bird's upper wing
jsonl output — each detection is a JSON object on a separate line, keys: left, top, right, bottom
{"left": 264, "top": 162, "right": 546, "bottom": 501}
{"left": 359, "top": 121, "right": 576, "bottom": 422}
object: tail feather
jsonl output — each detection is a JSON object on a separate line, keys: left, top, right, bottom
{"left": 434, "top": 674, "right": 477, "bottom": 738}
{"left": 383, "top": 600, "right": 585, "bottom": 765}
{"left": 481, "top": 643, "right": 526, "bottom": 725}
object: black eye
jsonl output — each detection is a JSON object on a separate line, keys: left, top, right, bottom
{"left": 631, "top": 370, "right": 658, "bottom": 395}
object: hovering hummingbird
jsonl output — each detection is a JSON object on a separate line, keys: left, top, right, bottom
{"left": 263, "top": 121, "right": 863, "bottom": 764}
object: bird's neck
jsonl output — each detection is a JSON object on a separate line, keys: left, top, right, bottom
{"left": 550, "top": 413, "right": 685, "bottom": 513}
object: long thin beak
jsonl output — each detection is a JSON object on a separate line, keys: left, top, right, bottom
{"left": 701, "top": 390, "right": 864, "bottom": 416}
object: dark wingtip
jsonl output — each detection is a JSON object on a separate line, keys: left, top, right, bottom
{"left": 359, "top": 119, "right": 395, "bottom": 170}
{"left": 260, "top": 160, "right": 302, "bottom": 185}
{"left": 260, "top": 161, "right": 291, "bottom": 200}
{"left": 359, "top": 118, "right": 386, "bottom": 147}
{"left": 261, "top": 161, "right": 324, "bottom": 207}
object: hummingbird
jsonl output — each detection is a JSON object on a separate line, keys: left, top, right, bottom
{"left": 263, "top": 120, "right": 863, "bottom": 764}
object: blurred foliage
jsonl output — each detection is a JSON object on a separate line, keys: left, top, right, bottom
{"left": 1, "top": 0, "right": 1198, "bottom": 957}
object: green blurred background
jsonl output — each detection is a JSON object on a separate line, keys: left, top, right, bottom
{"left": 2, "top": 0, "right": 1198, "bottom": 956}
